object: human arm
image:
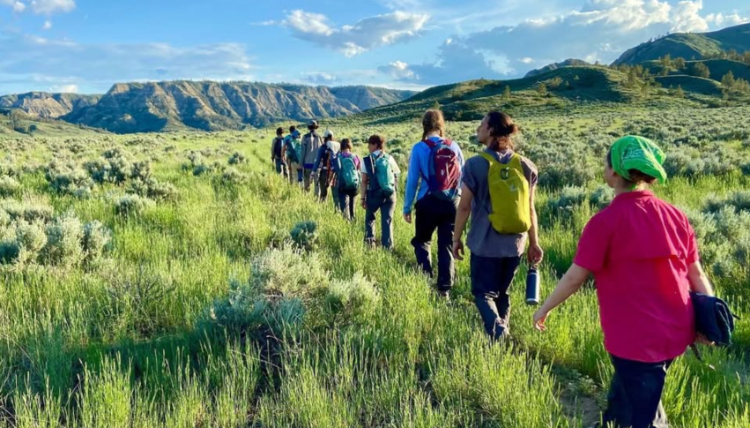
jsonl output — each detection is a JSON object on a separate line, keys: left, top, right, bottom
{"left": 452, "top": 184, "right": 474, "bottom": 261}
{"left": 688, "top": 262, "right": 715, "bottom": 296}
{"left": 312, "top": 146, "right": 324, "bottom": 176}
{"left": 527, "top": 185, "right": 543, "bottom": 264}
{"left": 403, "top": 146, "right": 422, "bottom": 221}
{"left": 361, "top": 173, "right": 369, "bottom": 208}
{"left": 281, "top": 139, "right": 287, "bottom": 161}
{"left": 533, "top": 264, "right": 590, "bottom": 331}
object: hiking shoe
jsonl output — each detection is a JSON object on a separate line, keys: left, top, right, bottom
{"left": 438, "top": 290, "right": 451, "bottom": 302}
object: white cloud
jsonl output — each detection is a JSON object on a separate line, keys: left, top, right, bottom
{"left": 379, "top": 0, "right": 745, "bottom": 84}
{"left": 50, "top": 84, "right": 78, "bottom": 93}
{"left": 0, "top": 35, "right": 255, "bottom": 93}
{"left": 378, "top": 60, "right": 417, "bottom": 80}
{"left": 303, "top": 72, "right": 339, "bottom": 85}
{"left": 0, "top": 0, "right": 26, "bottom": 12}
{"left": 282, "top": 10, "right": 429, "bottom": 57}
{"left": 31, "top": 0, "right": 75, "bottom": 15}
{"left": 43, "top": 20, "right": 52, "bottom": 30}
{"left": 706, "top": 12, "right": 749, "bottom": 27}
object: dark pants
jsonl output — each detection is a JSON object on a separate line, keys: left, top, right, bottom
{"left": 602, "top": 355, "right": 672, "bottom": 428}
{"left": 365, "top": 192, "right": 396, "bottom": 250}
{"left": 318, "top": 169, "right": 334, "bottom": 202}
{"left": 274, "top": 158, "right": 288, "bottom": 178}
{"left": 471, "top": 255, "right": 521, "bottom": 340}
{"left": 412, "top": 195, "right": 458, "bottom": 291}
{"left": 338, "top": 187, "right": 358, "bottom": 220}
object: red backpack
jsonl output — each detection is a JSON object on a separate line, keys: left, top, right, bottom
{"left": 424, "top": 138, "right": 461, "bottom": 201}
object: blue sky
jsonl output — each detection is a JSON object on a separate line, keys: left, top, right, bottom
{"left": 0, "top": 0, "right": 747, "bottom": 94}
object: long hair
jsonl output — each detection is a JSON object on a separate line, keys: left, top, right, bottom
{"left": 422, "top": 109, "right": 445, "bottom": 141}
{"left": 486, "top": 111, "right": 519, "bottom": 151}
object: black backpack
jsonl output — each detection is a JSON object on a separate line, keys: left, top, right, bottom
{"left": 273, "top": 137, "right": 284, "bottom": 158}
{"left": 690, "top": 292, "right": 738, "bottom": 362}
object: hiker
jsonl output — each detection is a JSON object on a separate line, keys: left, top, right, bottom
{"left": 533, "top": 136, "right": 715, "bottom": 428}
{"left": 332, "top": 138, "right": 361, "bottom": 220}
{"left": 271, "top": 127, "right": 287, "bottom": 178}
{"left": 453, "top": 111, "right": 543, "bottom": 339}
{"left": 311, "top": 130, "right": 341, "bottom": 203}
{"left": 362, "top": 135, "right": 401, "bottom": 249}
{"left": 281, "top": 126, "right": 303, "bottom": 185}
{"left": 403, "top": 109, "right": 464, "bottom": 299}
{"left": 301, "top": 120, "right": 324, "bottom": 195}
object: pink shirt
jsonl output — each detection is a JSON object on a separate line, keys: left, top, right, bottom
{"left": 574, "top": 190, "right": 698, "bottom": 363}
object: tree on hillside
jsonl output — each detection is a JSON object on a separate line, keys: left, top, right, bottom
{"left": 660, "top": 55, "right": 673, "bottom": 76}
{"left": 536, "top": 83, "right": 548, "bottom": 97}
{"left": 691, "top": 62, "right": 711, "bottom": 79}
{"left": 743, "top": 52, "right": 750, "bottom": 66}
{"left": 722, "top": 71, "right": 736, "bottom": 89}
{"left": 503, "top": 85, "right": 511, "bottom": 99}
{"left": 673, "top": 85, "right": 685, "bottom": 99}
{"left": 674, "top": 57, "right": 686, "bottom": 71}
{"left": 431, "top": 101, "right": 440, "bottom": 110}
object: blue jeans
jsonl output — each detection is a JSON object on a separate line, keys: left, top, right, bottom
{"left": 365, "top": 192, "right": 396, "bottom": 250}
{"left": 470, "top": 255, "right": 521, "bottom": 340}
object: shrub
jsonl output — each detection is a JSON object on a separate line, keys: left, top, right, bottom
{"left": 45, "top": 161, "right": 94, "bottom": 195}
{"left": 290, "top": 221, "right": 319, "bottom": 252}
{"left": 115, "top": 195, "right": 154, "bottom": 216}
{"left": 42, "top": 212, "right": 85, "bottom": 267}
{"left": 83, "top": 221, "right": 111, "bottom": 264}
{"left": 323, "top": 273, "right": 381, "bottom": 326}
{"left": 228, "top": 152, "right": 247, "bottom": 165}
{"left": 220, "top": 168, "right": 249, "bottom": 185}
{"left": 0, "top": 176, "right": 20, "bottom": 196}
{"left": 193, "top": 164, "right": 212, "bottom": 176}
{"left": 249, "top": 247, "right": 327, "bottom": 298}
{"left": 0, "top": 198, "right": 54, "bottom": 223}
{"left": 705, "top": 191, "right": 750, "bottom": 214}
{"left": 127, "top": 178, "right": 178, "bottom": 201}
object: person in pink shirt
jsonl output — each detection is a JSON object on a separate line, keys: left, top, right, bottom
{"left": 533, "top": 136, "right": 715, "bottom": 428}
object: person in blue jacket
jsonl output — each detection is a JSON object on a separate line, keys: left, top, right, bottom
{"left": 403, "top": 109, "right": 465, "bottom": 299}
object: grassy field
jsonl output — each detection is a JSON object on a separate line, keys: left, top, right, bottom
{"left": 0, "top": 104, "right": 749, "bottom": 427}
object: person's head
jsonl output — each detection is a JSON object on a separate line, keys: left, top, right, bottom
{"left": 367, "top": 135, "right": 385, "bottom": 154}
{"left": 477, "top": 111, "right": 519, "bottom": 151}
{"left": 289, "top": 125, "right": 296, "bottom": 133}
{"left": 604, "top": 136, "right": 667, "bottom": 191}
{"left": 341, "top": 138, "right": 352, "bottom": 152}
{"left": 308, "top": 120, "right": 319, "bottom": 132}
{"left": 323, "top": 129, "right": 334, "bottom": 142}
{"left": 422, "top": 109, "right": 445, "bottom": 140}
{"left": 276, "top": 127, "right": 284, "bottom": 136}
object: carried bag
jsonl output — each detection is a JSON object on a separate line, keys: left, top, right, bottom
{"left": 689, "top": 292, "right": 738, "bottom": 364}
{"left": 424, "top": 138, "right": 461, "bottom": 201}
{"left": 285, "top": 136, "right": 301, "bottom": 164}
{"left": 481, "top": 152, "right": 531, "bottom": 234}
{"left": 272, "top": 137, "right": 284, "bottom": 158}
{"left": 366, "top": 153, "right": 396, "bottom": 196}
{"left": 338, "top": 155, "right": 360, "bottom": 191}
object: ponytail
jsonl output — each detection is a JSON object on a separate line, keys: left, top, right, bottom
{"left": 486, "top": 111, "right": 519, "bottom": 151}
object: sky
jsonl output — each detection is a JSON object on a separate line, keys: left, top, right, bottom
{"left": 0, "top": 0, "right": 747, "bottom": 95}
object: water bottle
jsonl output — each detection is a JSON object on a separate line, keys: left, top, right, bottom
{"left": 525, "top": 266, "right": 541, "bottom": 306}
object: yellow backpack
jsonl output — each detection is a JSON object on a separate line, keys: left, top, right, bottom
{"left": 480, "top": 152, "right": 531, "bottom": 234}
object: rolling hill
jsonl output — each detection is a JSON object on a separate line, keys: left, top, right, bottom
{"left": 60, "top": 82, "right": 416, "bottom": 133}
{"left": 613, "top": 23, "right": 750, "bottom": 65}
{"left": 0, "top": 92, "right": 101, "bottom": 119}
{"left": 524, "top": 59, "right": 592, "bottom": 78}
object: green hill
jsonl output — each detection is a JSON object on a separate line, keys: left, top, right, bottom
{"left": 614, "top": 23, "right": 750, "bottom": 65}
{"left": 524, "top": 59, "right": 592, "bottom": 78}
{"left": 354, "top": 66, "right": 639, "bottom": 122}
{"left": 643, "top": 59, "right": 750, "bottom": 82}
{"left": 61, "top": 81, "right": 416, "bottom": 133}
{"left": 654, "top": 75, "right": 723, "bottom": 96}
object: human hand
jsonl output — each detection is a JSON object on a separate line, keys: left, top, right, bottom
{"left": 452, "top": 240, "right": 464, "bottom": 261}
{"left": 403, "top": 213, "right": 412, "bottom": 224}
{"left": 533, "top": 309, "right": 548, "bottom": 331}
{"left": 695, "top": 333, "right": 715, "bottom": 346}
{"left": 361, "top": 198, "right": 367, "bottom": 209}
{"left": 528, "top": 243, "right": 544, "bottom": 265}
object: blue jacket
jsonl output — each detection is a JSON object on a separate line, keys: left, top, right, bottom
{"left": 403, "top": 136, "right": 465, "bottom": 214}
